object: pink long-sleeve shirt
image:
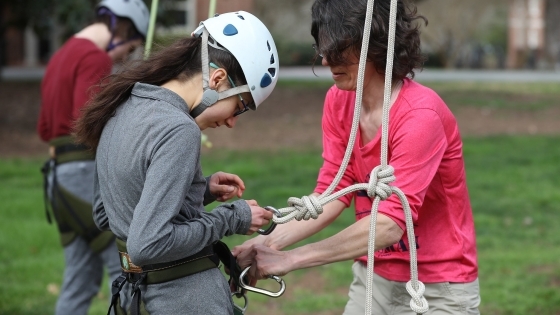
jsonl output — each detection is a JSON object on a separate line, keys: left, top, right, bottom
{"left": 315, "top": 79, "right": 478, "bottom": 283}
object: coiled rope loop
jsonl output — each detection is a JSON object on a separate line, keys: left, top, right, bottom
{"left": 406, "top": 281, "right": 430, "bottom": 314}
{"left": 286, "top": 195, "right": 323, "bottom": 221}
{"left": 367, "top": 165, "right": 395, "bottom": 200}
{"left": 274, "top": 166, "right": 394, "bottom": 225}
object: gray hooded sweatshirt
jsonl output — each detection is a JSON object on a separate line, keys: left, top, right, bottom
{"left": 93, "top": 82, "right": 251, "bottom": 314}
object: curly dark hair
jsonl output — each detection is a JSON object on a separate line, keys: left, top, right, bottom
{"left": 311, "top": 0, "right": 427, "bottom": 81}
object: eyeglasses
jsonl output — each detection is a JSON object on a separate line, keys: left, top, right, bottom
{"left": 229, "top": 79, "right": 252, "bottom": 117}
{"left": 312, "top": 43, "right": 355, "bottom": 62}
{"left": 209, "top": 62, "right": 253, "bottom": 117}
{"left": 312, "top": 44, "right": 323, "bottom": 58}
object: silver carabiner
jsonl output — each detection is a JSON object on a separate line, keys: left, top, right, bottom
{"left": 239, "top": 266, "right": 286, "bottom": 298}
{"left": 231, "top": 291, "right": 248, "bottom": 315}
{"left": 257, "top": 206, "right": 282, "bottom": 235}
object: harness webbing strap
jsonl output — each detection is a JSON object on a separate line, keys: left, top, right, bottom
{"left": 108, "top": 240, "right": 244, "bottom": 315}
{"left": 49, "top": 136, "right": 94, "bottom": 163}
{"left": 54, "top": 143, "right": 89, "bottom": 156}
{"left": 108, "top": 273, "right": 127, "bottom": 315}
{"left": 115, "top": 238, "right": 219, "bottom": 282}
{"left": 213, "top": 240, "right": 247, "bottom": 293}
{"left": 41, "top": 160, "right": 54, "bottom": 224}
{"left": 41, "top": 137, "right": 114, "bottom": 252}
{"left": 130, "top": 273, "right": 147, "bottom": 315}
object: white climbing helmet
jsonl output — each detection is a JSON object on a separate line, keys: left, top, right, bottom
{"left": 96, "top": 0, "right": 150, "bottom": 38}
{"left": 192, "top": 11, "right": 279, "bottom": 111}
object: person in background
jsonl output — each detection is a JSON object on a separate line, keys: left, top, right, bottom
{"left": 74, "top": 11, "right": 280, "bottom": 315}
{"left": 37, "top": 0, "right": 149, "bottom": 314}
{"left": 234, "top": 0, "right": 480, "bottom": 314}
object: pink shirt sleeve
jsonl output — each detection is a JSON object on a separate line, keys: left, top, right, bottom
{"left": 314, "top": 88, "right": 356, "bottom": 206}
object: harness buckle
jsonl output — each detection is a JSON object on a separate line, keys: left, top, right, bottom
{"left": 111, "top": 273, "right": 127, "bottom": 296}
{"left": 231, "top": 291, "right": 248, "bottom": 315}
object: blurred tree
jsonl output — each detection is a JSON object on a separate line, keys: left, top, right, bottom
{"left": 545, "top": 0, "right": 560, "bottom": 68}
{"left": 0, "top": 0, "right": 178, "bottom": 46}
{"left": 416, "top": 0, "right": 508, "bottom": 68}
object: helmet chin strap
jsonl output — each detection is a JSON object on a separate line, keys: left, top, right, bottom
{"left": 190, "top": 28, "right": 250, "bottom": 119}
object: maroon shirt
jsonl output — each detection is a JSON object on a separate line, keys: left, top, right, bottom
{"left": 37, "top": 37, "right": 112, "bottom": 142}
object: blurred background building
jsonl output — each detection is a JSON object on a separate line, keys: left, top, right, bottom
{"left": 0, "top": 0, "right": 559, "bottom": 70}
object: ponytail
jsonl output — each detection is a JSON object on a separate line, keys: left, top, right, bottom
{"left": 74, "top": 36, "right": 246, "bottom": 150}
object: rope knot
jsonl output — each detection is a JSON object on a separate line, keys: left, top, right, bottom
{"left": 286, "top": 195, "right": 323, "bottom": 221}
{"left": 405, "top": 281, "right": 429, "bottom": 314}
{"left": 367, "top": 165, "right": 395, "bottom": 200}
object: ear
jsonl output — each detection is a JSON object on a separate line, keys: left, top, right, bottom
{"left": 209, "top": 67, "right": 228, "bottom": 90}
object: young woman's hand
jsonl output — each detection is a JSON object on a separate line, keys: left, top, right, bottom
{"left": 245, "top": 203, "right": 274, "bottom": 235}
{"left": 208, "top": 171, "right": 245, "bottom": 202}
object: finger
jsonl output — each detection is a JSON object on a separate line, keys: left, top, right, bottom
{"left": 233, "top": 244, "right": 253, "bottom": 257}
{"left": 214, "top": 184, "right": 237, "bottom": 196}
{"left": 248, "top": 265, "right": 259, "bottom": 279}
{"left": 263, "top": 208, "right": 274, "bottom": 220}
{"left": 249, "top": 276, "right": 258, "bottom": 287}
{"left": 246, "top": 199, "right": 258, "bottom": 207}
{"left": 231, "top": 246, "right": 241, "bottom": 257}
{"left": 221, "top": 174, "right": 245, "bottom": 192}
{"left": 225, "top": 173, "right": 245, "bottom": 191}
{"left": 216, "top": 191, "right": 236, "bottom": 202}
{"left": 209, "top": 172, "right": 223, "bottom": 185}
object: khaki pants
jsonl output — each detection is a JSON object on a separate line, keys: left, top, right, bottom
{"left": 343, "top": 262, "right": 480, "bottom": 315}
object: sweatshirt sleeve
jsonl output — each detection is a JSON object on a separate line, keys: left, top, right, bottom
{"left": 126, "top": 122, "right": 251, "bottom": 266}
{"left": 203, "top": 176, "right": 217, "bottom": 206}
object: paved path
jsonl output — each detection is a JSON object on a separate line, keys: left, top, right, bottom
{"left": 3, "top": 66, "right": 560, "bottom": 82}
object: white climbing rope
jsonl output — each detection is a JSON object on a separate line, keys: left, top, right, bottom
{"left": 272, "top": 0, "right": 428, "bottom": 314}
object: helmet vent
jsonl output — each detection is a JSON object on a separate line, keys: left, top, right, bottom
{"left": 268, "top": 68, "right": 276, "bottom": 77}
{"left": 223, "top": 24, "right": 238, "bottom": 36}
{"left": 237, "top": 15, "right": 245, "bottom": 20}
{"left": 260, "top": 73, "right": 272, "bottom": 88}
{"left": 267, "top": 41, "right": 271, "bottom": 51}
{"left": 270, "top": 54, "right": 275, "bottom": 64}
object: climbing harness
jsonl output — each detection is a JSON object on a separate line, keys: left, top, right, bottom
{"left": 266, "top": 0, "right": 429, "bottom": 314}
{"left": 107, "top": 239, "right": 281, "bottom": 315}
{"left": 40, "top": 136, "right": 115, "bottom": 253}
{"left": 108, "top": 239, "right": 224, "bottom": 315}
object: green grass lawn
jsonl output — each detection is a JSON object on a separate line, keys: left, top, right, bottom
{"left": 2, "top": 80, "right": 560, "bottom": 314}
{"left": 1, "top": 135, "right": 560, "bottom": 314}
{"left": 278, "top": 79, "right": 560, "bottom": 111}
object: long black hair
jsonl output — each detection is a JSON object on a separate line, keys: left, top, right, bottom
{"left": 74, "top": 37, "right": 246, "bottom": 150}
{"left": 311, "top": 0, "right": 427, "bottom": 80}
